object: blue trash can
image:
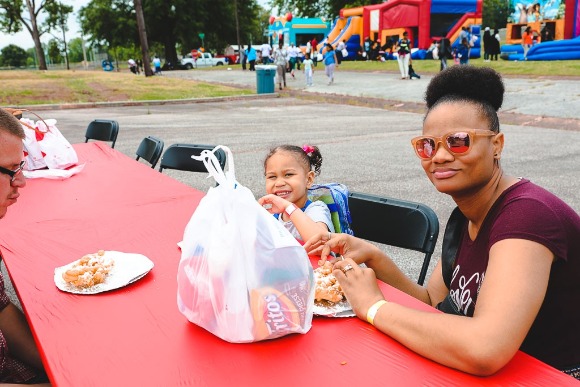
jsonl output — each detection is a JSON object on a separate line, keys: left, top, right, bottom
{"left": 255, "top": 65, "right": 276, "bottom": 94}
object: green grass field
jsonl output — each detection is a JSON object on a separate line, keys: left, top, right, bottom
{"left": 1, "top": 58, "right": 578, "bottom": 106}
{"left": 337, "top": 57, "right": 580, "bottom": 77}
{"left": 0, "top": 70, "right": 253, "bottom": 106}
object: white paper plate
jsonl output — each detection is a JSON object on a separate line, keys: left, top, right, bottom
{"left": 313, "top": 300, "right": 356, "bottom": 318}
{"left": 54, "top": 251, "right": 154, "bottom": 294}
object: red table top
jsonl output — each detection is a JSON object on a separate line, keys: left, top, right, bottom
{"left": 0, "top": 142, "right": 575, "bottom": 386}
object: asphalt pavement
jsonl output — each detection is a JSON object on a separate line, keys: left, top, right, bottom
{"left": 4, "top": 67, "right": 580, "bottom": 290}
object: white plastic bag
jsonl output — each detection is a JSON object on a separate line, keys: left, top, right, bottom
{"left": 20, "top": 112, "right": 78, "bottom": 170}
{"left": 177, "top": 146, "right": 314, "bottom": 343}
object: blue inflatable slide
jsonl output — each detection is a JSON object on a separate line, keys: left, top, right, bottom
{"left": 501, "top": 36, "right": 580, "bottom": 61}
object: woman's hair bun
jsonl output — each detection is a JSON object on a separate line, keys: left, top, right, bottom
{"left": 425, "top": 66, "right": 504, "bottom": 111}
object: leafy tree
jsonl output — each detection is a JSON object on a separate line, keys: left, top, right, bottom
{"left": 67, "top": 38, "right": 86, "bottom": 63}
{"left": 47, "top": 39, "right": 62, "bottom": 64}
{"left": 0, "top": 44, "right": 28, "bottom": 67}
{"left": 78, "top": 0, "right": 264, "bottom": 70}
{"left": 268, "top": 0, "right": 383, "bottom": 19}
{"left": 44, "top": 1, "right": 73, "bottom": 69}
{"left": 79, "top": 0, "right": 138, "bottom": 71}
{"left": 482, "top": 0, "right": 510, "bottom": 30}
{"left": 26, "top": 47, "right": 37, "bottom": 67}
{"left": 0, "top": 0, "right": 66, "bottom": 70}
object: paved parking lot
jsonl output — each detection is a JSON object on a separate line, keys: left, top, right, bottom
{"left": 6, "top": 68, "right": 580, "bottom": 286}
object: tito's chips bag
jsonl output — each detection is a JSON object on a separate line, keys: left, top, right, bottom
{"left": 177, "top": 146, "right": 314, "bottom": 343}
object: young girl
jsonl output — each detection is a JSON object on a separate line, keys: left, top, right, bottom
{"left": 259, "top": 145, "right": 334, "bottom": 243}
{"left": 303, "top": 53, "right": 314, "bottom": 86}
{"left": 323, "top": 43, "right": 338, "bottom": 85}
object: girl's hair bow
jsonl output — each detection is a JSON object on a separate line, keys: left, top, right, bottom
{"left": 302, "top": 145, "right": 315, "bottom": 156}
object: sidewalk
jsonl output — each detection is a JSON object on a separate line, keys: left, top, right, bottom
{"left": 164, "top": 67, "right": 580, "bottom": 123}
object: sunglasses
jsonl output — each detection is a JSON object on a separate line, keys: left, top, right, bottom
{"left": 411, "top": 130, "right": 496, "bottom": 160}
{"left": 0, "top": 160, "right": 26, "bottom": 182}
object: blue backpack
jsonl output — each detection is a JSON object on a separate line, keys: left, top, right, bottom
{"left": 308, "top": 183, "right": 354, "bottom": 235}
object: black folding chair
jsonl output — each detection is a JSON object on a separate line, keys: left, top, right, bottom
{"left": 348, "top": 191, "right": 439, "bottom": 286}
{"left": 84, "top": 119, "right": 119, "bottom": 148}
{"left": 158, "top": 144, "right": 226, "bottom": 174}
{"left": 136, "top": 136, "right": 164, "bottom": 169}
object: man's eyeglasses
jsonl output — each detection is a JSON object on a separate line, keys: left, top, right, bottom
{"left": 0, "top": 160, "right": 26, "bottom": 182}
{"left": 411, "top": 130, "right": 496, "bottom": 160}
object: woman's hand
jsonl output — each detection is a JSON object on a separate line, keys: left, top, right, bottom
{"left": 258, "top": 194, "right": 290, "bottom": 214}
{"left": 303, "top": 232, "right": 374, "bottom": 266}
{"left": 332, "top": 258, "right": 386, "bottom": 321}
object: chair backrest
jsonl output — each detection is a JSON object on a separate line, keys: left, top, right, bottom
{"left": 158, "top": 144, "right": 226, "bottom": 174}
{"left": 136, "top": 136, "right": 164, "bottom": 168}
{"left": 84, "top": 119, "right": 119, "bottom": 148}
{"left": 348, "top": 191, "right": 439, "bottom": 286}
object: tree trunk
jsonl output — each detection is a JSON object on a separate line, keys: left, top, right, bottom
{"left": 134, "top": 0, "right": 153, "bottom": 77}
{"left": 25, "top": 0, "right": 47, "bottom": 70}
{"left": 164, "top": 38, "right": 178, "bottom": 69}
{"left": 61, "top": 25, "right": 70, "bottom": 70}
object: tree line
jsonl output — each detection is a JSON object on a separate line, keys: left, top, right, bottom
{"left": 0, "top": 0, "right": 509, "bottom": 71}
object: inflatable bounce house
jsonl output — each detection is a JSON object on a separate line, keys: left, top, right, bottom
{"left": 315, "top": 0, "right": 483, "bottom": 60}
{"left": 501, "top": 0, "right": 580, "bottom": 60}
{"left": 268, "top": 13, "right": 331, "bottom": 47}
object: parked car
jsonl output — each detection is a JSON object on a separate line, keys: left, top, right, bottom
{"left": 180, "top": 52, "right": 227, "bottom": 69}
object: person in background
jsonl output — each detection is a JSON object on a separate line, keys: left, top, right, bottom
{"left": 287, "top": 42, "right": 299, "bottom": 79}
{"left": 490, "top": 28, "right": 501, "bottom": 61}
{"left": 240, "top": 46, "right": 247, "bottom": 70}
{"left": 128, "top": 58, "right": 137, "bottom": 74}
{"left": 305, "top": 66, "right": 580, "bottom": 380}
{"left": 136, "top": 59, "right": 143, "bottom": 74}
{"left": 272, "top": 41, "right": 288, "bottom": 90}
{"left": 245, "top": 44, "right": 257, "bottom": 71}
{"left": 323, "top": 43, "right": 338, "bottom": 85}
{"left": 303, "top": 53, "right": 314, "bottom": 87}
{"left": 0, "top": 108, "right": 50, "bottom": 385}
{"left": 260, "top": 42, "right": 272, "bottom": 64}
{"left": 363, "top": 37, "right": 372, "bottom": 61}
{"left": 522, "top": 26, "right": 533, "bottom": 59}
{"left": 483, "top": 27, "right": 492, "bottom": 62}
{"left": 458, "top": 37, "right": 470, "bottom": 65}
{"left": 396, "top": 31, "right": 411, "bottom": 79}
{"left": 336, "top": 39, "right": 346, "bottom": 64}
{"left": 152, "top": 55, "right": 162, "bottom": 75}
{"left": 408, "top": 58, "right": 421, "bottom": 79}
{"left": 541, "top": 26, "right": 553, "bottom": 42}
{"left": 311, "top": 37, "right": 319, "bottom": 67}
{"left": 439, "top": 36, "right": 452, "bottom": 71}
{"left": 258, "top": 145, "right": 334, "bottom": 243}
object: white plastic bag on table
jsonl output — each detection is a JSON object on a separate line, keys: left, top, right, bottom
{"left": 19, "top": 111, "right": 78, "bottom": 170}
{"left": 177, "top": 146, "right": 314, "bottom": 343}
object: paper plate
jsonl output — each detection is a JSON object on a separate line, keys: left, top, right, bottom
{"left": 313, "top": 299, "right": 356, "bottom": 318}
{"left": 54, "top": 251, "right": 154, "bottom": 294}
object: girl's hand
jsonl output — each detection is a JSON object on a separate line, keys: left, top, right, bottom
{"left": 258, "top": 194, "right": 291, "bottom": 214}
{"left": 332, "top": 258, "right": 385, "bottom": 321}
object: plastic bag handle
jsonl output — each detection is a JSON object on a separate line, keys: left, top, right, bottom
{"left": 191, "top": 145, "right": 236, "bottom": 188}
{"left": 8, "top": 108, "right": 50, "bottom": 132}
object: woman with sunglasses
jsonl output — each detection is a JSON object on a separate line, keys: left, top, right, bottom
{"left": 304, "top": 66, "right": 580, "bottom": 379}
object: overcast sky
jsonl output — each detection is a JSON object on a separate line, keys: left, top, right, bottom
{"left": 0, "top": 0, "right": 273, "bottom": 51}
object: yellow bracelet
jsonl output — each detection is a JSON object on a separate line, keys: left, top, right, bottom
{"left": 366, "top": 300, "right": 388, "bottom": 326}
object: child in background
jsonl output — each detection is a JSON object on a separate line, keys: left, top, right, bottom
{"left": 259, "top": 145, "right": 334, "bottom": 243}
{"left": 458, "top": 38, "right": 469, "bottom": 65}
{"left": 303, "top": 53, "right": 314, "bottom": 86}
